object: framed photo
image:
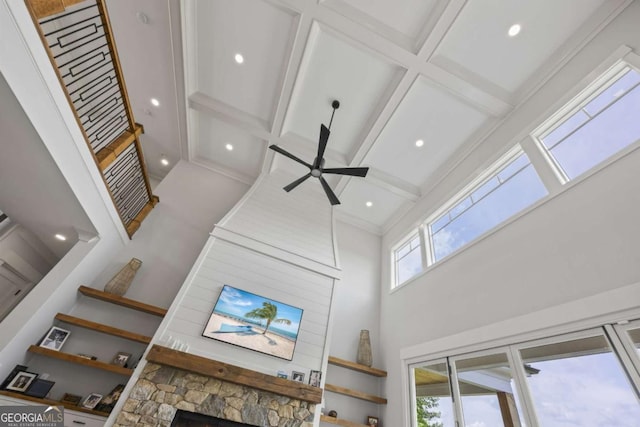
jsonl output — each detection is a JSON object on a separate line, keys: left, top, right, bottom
{"left": 81, "top": 393, "right": 103, "bottom": 409}
{"left": 202, "top": 285, "right": 304, "bottom": 361}
{"left": 24, "top": 379, "right": 55, "bottom": 398}
{"left": 6, "top": 371, "right": 38, "bottom": 392}
{"left": 276, "top": 371, "right": 288, "bottom": 379}
{"left": 60, "top": 393, "right": 82, "bottom": 406}
{"left": 1, "top": 365, "right": 28, "bottom": 390}
{"left": 309, "top": 370, "right": 322, "bottom": 387}
{"left": 291, "top": 371, "right": 305, "bottom": 383}
{"left": 95, "top": 384, "right": 125, "bottom": 413}
{"left": 366, "top": 416, "right": 379, "bottom": 426}
{"left": 111, "top": 352, "right": 131, "bottom": 367}
{"left": 39, "top": 326, "right": 70, "bottom": 351}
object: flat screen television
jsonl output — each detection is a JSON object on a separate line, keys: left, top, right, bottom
{"left": 202, "top": 285, "right": 304, "bottom": 360}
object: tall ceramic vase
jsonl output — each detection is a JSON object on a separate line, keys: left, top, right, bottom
{"left": 104, "top": 258, "right": 142, "bottom": 296}
{"left": 356, "top": 329, "right": 373, "bottom": 367}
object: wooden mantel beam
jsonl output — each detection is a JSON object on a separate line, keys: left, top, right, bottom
{"left": 145, "top": 345, "right": 323, "bottom": 404}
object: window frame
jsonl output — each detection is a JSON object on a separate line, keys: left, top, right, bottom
{"left": 424, "top": 144, "right": 540, "bottom": 265}
{"left": 392, "top": 230, "right": 426, "bottom": 287}
{"left": 532, "top": 60, "right": 640, "bottom": 184}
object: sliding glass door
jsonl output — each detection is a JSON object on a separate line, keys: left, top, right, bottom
{"left": 452, "top": 350, "right": 528, "bottom": 426}
{"left": 518, "top": 330, "right": 640, "bottom": 426}
{"left": 411, "top": 320, "right": 640, "bottom": 427}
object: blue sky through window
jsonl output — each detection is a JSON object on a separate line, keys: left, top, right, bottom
{"left": 542, "top": 69, "right": 640, "bottom": 180}
{"left": 430, "top": 155, "right": 547, "bottom": 262}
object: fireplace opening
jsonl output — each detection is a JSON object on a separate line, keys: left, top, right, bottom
{"left": 171, "top": 410, "right": 254, "bottom": 427}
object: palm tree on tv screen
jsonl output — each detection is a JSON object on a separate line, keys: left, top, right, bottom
{"left": 245, "top": 302, "right": 291, "bottom": 335}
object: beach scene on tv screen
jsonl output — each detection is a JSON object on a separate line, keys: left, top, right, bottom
{"left": 202, "top": 285, "right": 303, "bottom": 360}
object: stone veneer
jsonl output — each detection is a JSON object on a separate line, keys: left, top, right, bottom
{"left": 114, "top": 363, "right": 315, "bottom": 427}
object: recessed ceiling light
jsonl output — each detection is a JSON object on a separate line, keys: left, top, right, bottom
{"left": 150, "top": 98, "right": 160, "bottom": 107}
{"left": 234, "top": 54, "right": 244, "bottom": 64}
{"left": 55, "top": 234, "right": 66, "bottom": 241}
{"left": 415, "top": 139, "right": 424, "bottom": 147}
{"left": 161, "top": 155, "right": 169, "bottom": 166}
{"left": 508, "top": 24, "right": 521, "bottom": 37}
{"left": 366, "top": 201, "right": 373, "bottom": 207}
{"left": 225, "top": 143, "right": 234, "bottom": 151}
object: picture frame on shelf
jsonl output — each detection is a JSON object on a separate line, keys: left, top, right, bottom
{"left": 24, "top": 379, "right": 55, "bottom": 398}
{"left": 110, "top": 352, "right": 131, "bottom": 367}
{"left": 291, "top": 371, "right": 305, "bottom": 383}
{"left": 95, "top": 384, "right": 124, "bottom": 413}
{"left": 276, "top": 371, "right": 288, "bottom": 379}
{"left": 5, "top": 371, "right": 38, "bottom": 393}
{"left": 308, "top": 370, "right": 321, "bottom": 387}
{"left": 0, "top": 364, "right": 28, "bottom": 390}
{"left": 81, "top": 393, "right": 103, "bottom": 410}
{"left": 39, "top": 326, "right": 70, "bottom": 351}
{"left": 367, "top": 415, "right": 379, "bottom": 426}
{"left": 60, "top": 393, "right": 82, "bottom": 406}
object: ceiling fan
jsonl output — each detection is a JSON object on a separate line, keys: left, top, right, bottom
{"left": 269, "top": 100, "right": 369, "bottom": 205}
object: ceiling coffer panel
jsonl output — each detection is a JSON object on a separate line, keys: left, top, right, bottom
{"left": 282, "top": 23, "right": 403, "bottom": 160}
{"left": 195, "top": 0, "right": 298, "bottom": 126}
{"left": 432, "top": 0, "right": 607, "bottom": 95}
{"left": 194, "top": 111, "right": 267, "bottom": 181}
{"left": 320, "top": 0, "right": 442, "bottom": 50}
{"left": 365, "top": 77, "right": 491, "bottom": 187}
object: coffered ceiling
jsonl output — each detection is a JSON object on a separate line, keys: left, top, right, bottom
{"left": 106, "top": 0, "right": 628, "bottom": 234}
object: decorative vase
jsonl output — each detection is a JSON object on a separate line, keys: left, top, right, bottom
{"left": 356, "top": 329, "right": 373, "bottom": 367}
{"left": 104, "top": 258, "right": 142, "bottom": 296}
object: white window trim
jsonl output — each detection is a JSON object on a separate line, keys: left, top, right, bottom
{"left": 390, "top": 47, "right": 640, "bottom": 292}
{"left": 531, "top": 59, "right": 640, "bottom": 186}
{"left": 391, "top": 230, "right": 423, "bottom": 287}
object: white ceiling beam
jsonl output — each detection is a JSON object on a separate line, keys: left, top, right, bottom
{"left": 188, "top": 92, "right": 271, "bottom": 141}
{"left": 270, "top": 13, "right": 314, "bottom": 137}
{"left": 334, "top": 70, "right": 417, "bottom": 194}
{"left": 365, "top": 168, "right": 420, "bottom": 202}
{"left": 417, "top": 0, "right": 467, "bottom": 61}
{"left": 418, "top": 62, "right": 513, "bottom": 117}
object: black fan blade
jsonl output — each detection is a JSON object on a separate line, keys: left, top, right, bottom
{"left": 283, "top": 173, "right": 312, "bottom": 192}
{"left": 322, "top": 167, "right": 369, "bottom": 177}
{"left": 319, "top": 177, "right": 340, "bottom": 205}
{"left": 313, "top": 124, "right": 330, "bottom": 169}
{"left": 269, "top": 145, "right": 312, "bottom": 169}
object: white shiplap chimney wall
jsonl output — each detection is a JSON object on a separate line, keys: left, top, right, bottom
{"left": 149, "top": 171, "right": 341, "bottom": 379}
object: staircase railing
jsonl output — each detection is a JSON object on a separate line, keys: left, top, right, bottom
{"left": 24, "top": 0, "right": 157, "bottom": 237}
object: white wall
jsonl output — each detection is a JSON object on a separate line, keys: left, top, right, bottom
{"left": 88, "top": 160, "right": 249, "bottom": 309}
{"left": 323, "top": 221, "right": 383, "bottom": 422}
{"left": 380, "top": 2, "right": 640, "bottom": 425}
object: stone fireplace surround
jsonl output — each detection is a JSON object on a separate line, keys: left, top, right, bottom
{"left": 113, "top": 346, "right": 321, "bottom": 427}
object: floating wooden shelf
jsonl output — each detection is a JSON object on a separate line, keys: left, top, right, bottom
{"left": 27, "top": 345, "right": 133, "bottom": 376}
{"left": 328, "top": 356, "right": 387, "bottom": 377}
{"left": 78, "top": 285, "right": 167, "bottom": 317}
{"left": 0, "top": 390, "right": 109, "bottom": 417}
{"left": 55, "top": 313, "right": 152, "bottom": 344}
{"left": 320, "top": 414, "right": 369, "bottom": 427}
{"left": 146, "top": 345, "right": 323, "bottom": 404}
{"left": 324, "top": 383, "right": 387, "bottom": 404}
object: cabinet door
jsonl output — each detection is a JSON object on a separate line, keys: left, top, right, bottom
{"left": 63, "top": 410, "right": 106, "bottom": 427}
